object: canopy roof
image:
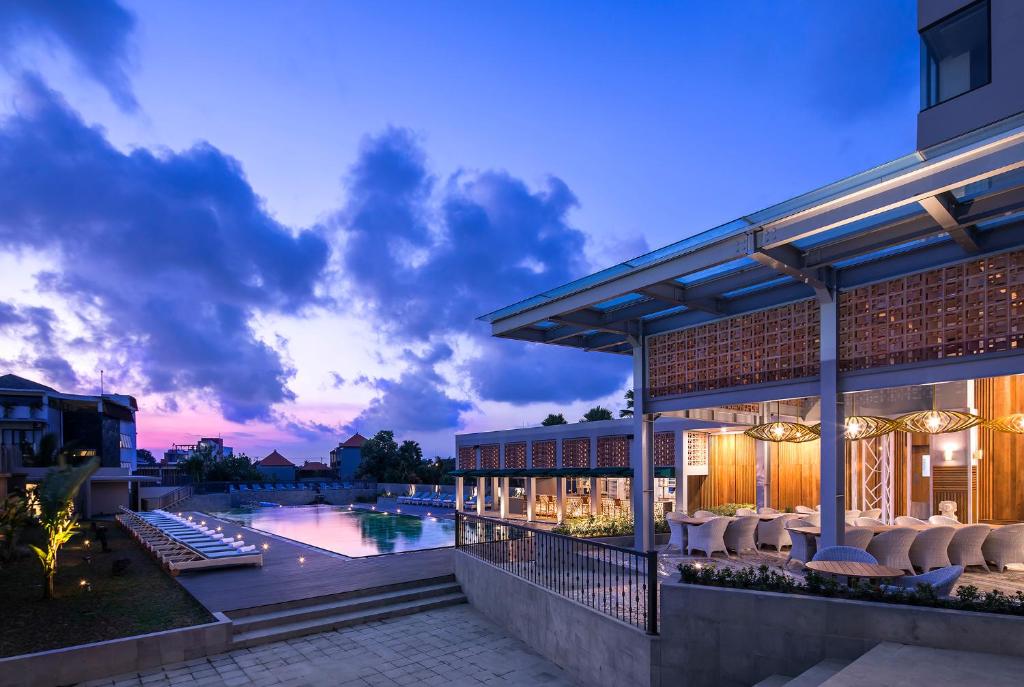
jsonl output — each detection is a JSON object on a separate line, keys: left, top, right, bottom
{"left": 482, "top": 113, "right": 1024, "bottom": 354}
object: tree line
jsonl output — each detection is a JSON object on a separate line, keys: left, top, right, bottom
{"left": 540, "top": 389, "right": 634, "bottom": 426}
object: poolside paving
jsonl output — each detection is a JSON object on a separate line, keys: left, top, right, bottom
{"left": 77, "top": 605, "right": 572, "bottom": 687}
{"left": 174, "top": 512, "right": 453, "bottom": 613}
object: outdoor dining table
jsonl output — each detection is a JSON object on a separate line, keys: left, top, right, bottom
{"left": 675, "top": 513, "right": 785, "bottom": 526}
{"left": 804, "top": 560, "right": 904, "bottom": 585}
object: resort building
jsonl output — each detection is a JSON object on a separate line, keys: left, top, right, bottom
{"left": 0, "top": 373, "right": 148, "bottom": 515}
{"left": 162, "top": 437, "right": 233, "bottom": 465}
{"left": 329, "top": 432, "right": 367, "bottom": 480}
{"left": 471, "top": 0, "right": 1024, "bottom": 554}
{"left": 254, "top": 450, "right": 296, "bottom": 481}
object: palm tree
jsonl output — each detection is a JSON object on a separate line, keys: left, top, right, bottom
{"left": 619, "top": 389, "right": 635, "bottom": 418}
{"left": 541, "top": 413, "right": 567, "bottom": 426}
{"left": 581, "top": 406, "right": 613, "bottom": 422}
{"left": 29, "top": 435, "right": 98, "bottom": 599}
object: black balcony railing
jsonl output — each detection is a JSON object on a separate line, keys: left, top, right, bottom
{"left": 455, "top": 511, "right": 658, "bottom": 634}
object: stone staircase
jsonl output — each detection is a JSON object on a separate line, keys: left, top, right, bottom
{"left": 226, "top": 575, "right": 466, "bottom": 649}
{"left": 752, "top": 658, "right": 850, "bottom": 687}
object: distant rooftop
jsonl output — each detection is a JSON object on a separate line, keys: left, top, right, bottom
{"left": 0, "top": 373, "right": 57, "bottom": 393}
{"left": 339, "top": 433, "right": 367, "bottom": 448}
{"left": 256, "top": 450, "right": 294, "bottom": 467}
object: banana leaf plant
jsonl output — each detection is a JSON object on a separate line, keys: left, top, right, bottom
{"left": 30, "top": 447, "right": 98, "bottom": 599}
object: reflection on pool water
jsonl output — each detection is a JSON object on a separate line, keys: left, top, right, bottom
{"left": 211, "top": 505, "right": 454, "bottom": 557}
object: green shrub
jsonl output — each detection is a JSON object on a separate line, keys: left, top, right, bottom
{"left": 552, "top": 513, "right": 669, "bottom": 538}
{"left": 703, "top": 503, "right": 755, "bottom": 517}
{"left": 677, "top": 563, "right": 1024, "bottom": 616}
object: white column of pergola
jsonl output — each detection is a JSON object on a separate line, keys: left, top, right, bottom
{"left": 631, "top": 331, "right": 656, "bottom": 552}
{"left": 819, "top": 293, "right": 846, "bottom": 549}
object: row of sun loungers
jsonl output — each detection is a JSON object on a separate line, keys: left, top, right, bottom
{"left": 117, "top": 507, "right": 263, "bottom": 574}
{"left": 229, "top": 482, "right": 353, "bottom": 492}
{"left": 397, "top": 491, "right": 492, "bottom": 509}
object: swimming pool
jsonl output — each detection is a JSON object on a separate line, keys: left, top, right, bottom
{"left": 211, "top": 505, "right": 454, "bottom": 557}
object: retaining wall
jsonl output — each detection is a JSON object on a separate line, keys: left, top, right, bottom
{"left": 455, "top": 551, "right": 658, "bottom": 687}
{"left": 0, "top": 614, "right": 232, "bottom": 687}
{"left": 659, "top": 582, "right": 1024, "bottom": 687}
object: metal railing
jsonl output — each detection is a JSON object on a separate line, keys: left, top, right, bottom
{"left": 455, "top": 511, "right": 658, "bottom": 634}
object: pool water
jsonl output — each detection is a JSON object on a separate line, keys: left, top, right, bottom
{"left": 212, "top": 505, "right": 454, "bottom": 557}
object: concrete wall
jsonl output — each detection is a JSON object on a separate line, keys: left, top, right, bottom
{"left": 0, "top": 614, "right": 231, "bottom": 687}
{"left": 89, "top": 481, "right": 130, "bottom": 515}
{"left": 455, "top": 551, "right": 658, "bottom": 687}
{"left": 659, "top": 581, "right": 1024, "bottom": 687}
{"left": 176, "top": 487, "right": 376, "bottom": 513}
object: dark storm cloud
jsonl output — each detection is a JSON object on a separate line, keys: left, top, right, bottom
{"left": 0, "top": 0, "right": 138, "bottom": 111}
{"left": 0, "top": 75, "right": 330, "bottom": 421}
{"left": 0, "top": 303, "right": 80, "bottom": 388}
{"left": 339, "top": 129, "right": 629, "bottom": 433}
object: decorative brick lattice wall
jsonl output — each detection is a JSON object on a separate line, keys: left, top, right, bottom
{"left": 531, "top": 440, "right": 556, "bottom": 469}
{"left": 562, "top": 438, "right": 590, "bottom": 468}
{"left": 654, "top": 431, "right": 675, "bottom": 467}
{"left": 504, "top": 442, "right": 526, "bottom": 469}
{"left": 458, "top": 446, "right": 476, "bottom": 470}
{"left": 648, "top": 300, "right": 819, "bottom": 397}
{"left": 686, "top": 432, "right": 709, "bottom": 475}
{"left": 839, "top": 251, "right": 1024, "bottom": 371}
{"left": 480, "top": 444, "right": 500, "bottom": 470}
{"left": 648, "top": 250, "right": 1024, "bottom": 396}
{"left": 596, "top": 435, "right": 630, "bottom": 468}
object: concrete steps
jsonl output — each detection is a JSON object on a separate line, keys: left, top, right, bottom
{"left": 226, "top": 575, "right": 466, "bottom": 649}
{"left": 752, "top": 658, "right": 849, "bottom": 687}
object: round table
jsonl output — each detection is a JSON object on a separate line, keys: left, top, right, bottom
{"left": 805, "top": 560, "right": 903, "bottom": 584}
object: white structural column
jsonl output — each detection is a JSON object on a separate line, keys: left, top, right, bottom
{"left": 819, "top": 293, "right": 846, "bottom": 549}
{"left": 526, "top": 477, "right": 536, "bottom": 522}
{"left": 455, "top": 476, "right": 464, "bottom": 512}
{"left": 491, "top": 477, "right": 500, "bottom": 514}
{"left": 675, "top": 431, "right": 687, "bottom": 514}
{"left": 476, "top": 477, "right": 484, "bottom": 516}
{"left": 555, "top": 477, "right": 565, "bottom": 522}
{"left": 500, "top": 476, "right": 510, "bottom": 519}
{"left": 590, "top": 477, "right": 601, "bottom": 516}
{"left": 631, "top": 337, "right": 655, "bottom": 552}
{"left": 755, "top": 440, "right": 769, "bottom": 510}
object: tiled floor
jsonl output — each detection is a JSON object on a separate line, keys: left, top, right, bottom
{"left": 78, "top": 606, "right": 572, "bottom": 687}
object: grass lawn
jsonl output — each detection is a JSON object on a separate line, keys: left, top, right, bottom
{"left": 0, "top": 519, "right": 213, "bottom": 658}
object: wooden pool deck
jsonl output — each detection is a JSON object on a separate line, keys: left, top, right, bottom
{"left": 173, "top": 511, "right": 454, "bottom": 613}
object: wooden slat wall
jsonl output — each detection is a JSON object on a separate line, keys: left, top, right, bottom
{"left": 977, "top": 376, "right": 1024, "bottom": 522}
{"left": 932, "top": 465, "right": 977, "bottom": 517}
{"left": 769, "top": 440, "right": 820, "bottom": 511}
{"left": 687, "top": 434, "right": 755, "bottom": 511}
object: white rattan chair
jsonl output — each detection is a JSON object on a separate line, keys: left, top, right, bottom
{"left": 948, "top": 524, "right": 992, "bottom": 571}
{"left": 785, "top": 518, "right": 815, "bottom": 568}
{"left": 687, "top": 517, "right": 730, "bottom": 557}
{"left": 895, "top": 516, "right": 928, "bottom": 527}
{"left": 757, "top": 513, "right": 799, "bottom": 551}
{"left": 909, "top": 525, "right": 955, "bottom": 573}
{"left": 665, "top": 512, "right": 687, "bottom": 553}
{"left": 866, "top": 527, "right": 916, "bottom": 574}
{"left": 844, "top": 527, "right": 874, "bottom": 550}
{"left": 724, "top": 516, "right": 759, "bottom": 555}
{"left": 757, "top": 507, "right": 780, "bottom": 514}
{"left": 882, "top": 565, "right": 964, "bottom": 598}
{"left": 693, "top": 510, "right": 716, "bottom": 519}
{"left": 812, "top": 546, "right": 878, "bottom": 564}
{"left": 982, "top": 523, "right": 1024, "bottom": 573}
{"left": 854, "top": 517, "right": 885, "bottom": 527}
{"left": 802, "top": 512, "right": 821, "bottom": 527}
{"left": 795, "top": 505, "right": 815, "bottom": 514}
{"left": 735, "top": 507, "right": 757, "bottom": 517}
{"left": 929, "top": 515, "right": 960, "bottom": 526}
{"left": 860, "top": 508, "right": 882, "bottom": 520}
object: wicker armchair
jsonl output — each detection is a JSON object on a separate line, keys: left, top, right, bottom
{"left": 802, "top": 512, "right": 821, "bottom": 526}
{"left": 665, "top": 511, "right": 687, "bottom": 553}
{"left": 785, "top": 518, "right": 816, "bottom": 568}
{"left": 895, "top": 516, "right": 928, "bottom": 527}
{"left": 882, "top": 565, "right": 964, "bottom": 598}
{"left": 929, "top": 515, "right": 960, "bottom": 526}
{"left": 812, "top": 546, "right": 878, "bottom": 564}
{"left": 795, "top": 505, "right": 815, "bottom": 514}
{"left": 693, "top": 510, "right": 716, "bottom": 519}
{"left": 757, "top": 513, "right": 799, "bottom": 551}
{"left": 757, "top": 507, "right": 780, "bottom": 514}
{"left": 909, "top": 526, "right": 954, "bottom": 572}
{"left": 866, "top": 527, "right": 916, "bottom": 574}
{"left": 735, "top": 508, "right": 757, "bottom": 516}
{"left": 948, "top": 524, "right": 991, "bottom": 571}
{"left": 724, "top": 516, "right": 759, "bottom": 554}
{"left": 844, "top": 527, "right": 874, "bottom": 550}
{"left": 854, "top": 517, "right": 885, "bottom": 527}
{"left": 860, "top": 508, "right": 882, "bottom": 520}
{"left": 982, "top": 523, "right": 1024, "bottom": 573}
{"left": 687, "top": 517, "right": 730, "bottom": 557}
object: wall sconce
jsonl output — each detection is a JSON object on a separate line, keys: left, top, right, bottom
{"left": 922, "top": 454, "right": 931, "bottom": 477}
{"left": 944, "top": 448, "right": 954, "bottom": 463}
{"left": 974, "top": 449, "right": 984, "bottom": 461}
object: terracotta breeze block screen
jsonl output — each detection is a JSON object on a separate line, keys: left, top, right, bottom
{"left": 562, "top": 438, "right": 590, "bottom": 468}
{"left": 458, "top": 446, "right": 476, "bottom": 470}
{"left": 654, "top": 431, "right": 675, "bottom": 467}
{"left": 480, "top": 444, "right": 500, "bottom": 470}
{"left": 648, "top": 299, "right": 820, "bottom": 396}
{"left": 648, "top": 250, "right": 1024, "bottom": 396}
{"left": 531, "top": 440, "right": 556, "bottom": 469}
{"left": 504, "top": 442, "right": 526, "bottom": 470}
{"left": 597, "top": 435, "right": 630, "bottom": 468}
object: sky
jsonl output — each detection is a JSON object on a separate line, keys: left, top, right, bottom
{"left": 0, "top": 0, "right": 920, "bottom": 461}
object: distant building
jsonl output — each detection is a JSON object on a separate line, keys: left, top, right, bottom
{"left": 254, "top": 450, "right": 296, "bottom": 481}
{"left": 163, "top": 436, "right": 233, "bottom": 465}
{"left": 0, "top": 373, "right": 151, "bottom": 515}
{"left": 330, "top": 433, "right": 366, "bottom": 480}
{"left": 297, "top": 460, "right": 333, "bottom": 480}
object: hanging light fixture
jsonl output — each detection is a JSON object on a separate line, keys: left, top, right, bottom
{"left": 808, "top": 416, "right": 898, "bottom": 441}
{"left": 987, "top": 413, "right": 1024, "bottom": 434}
{"left": 745, "top": 421, "right": 819, "bottom": 443}
{"left": 896, "top": 409, "right": 983, "bottom": 434}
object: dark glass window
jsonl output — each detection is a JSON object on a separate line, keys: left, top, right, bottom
{"left": 921, "top": 0, "right": 990, "bottom": 109}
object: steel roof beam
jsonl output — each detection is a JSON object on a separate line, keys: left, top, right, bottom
{"left": 918, "top": 192, "right": 979, "bottom": 252}
{"left": 550, "top": 311, "right": 632, "bottom": 335}
{"left": 751, "top": 245, "right": 831, "bottom": 298}
{"left": 638, "top": 283, "right": 723, "bottom": 314}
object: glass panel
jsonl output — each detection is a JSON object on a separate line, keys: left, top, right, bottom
{"left": 921, "top": 0, "right": 990, "bottom": 109}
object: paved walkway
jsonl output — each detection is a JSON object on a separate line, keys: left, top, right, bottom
{"left": 78, "top": 605, "right": 572, "bottom": 687}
